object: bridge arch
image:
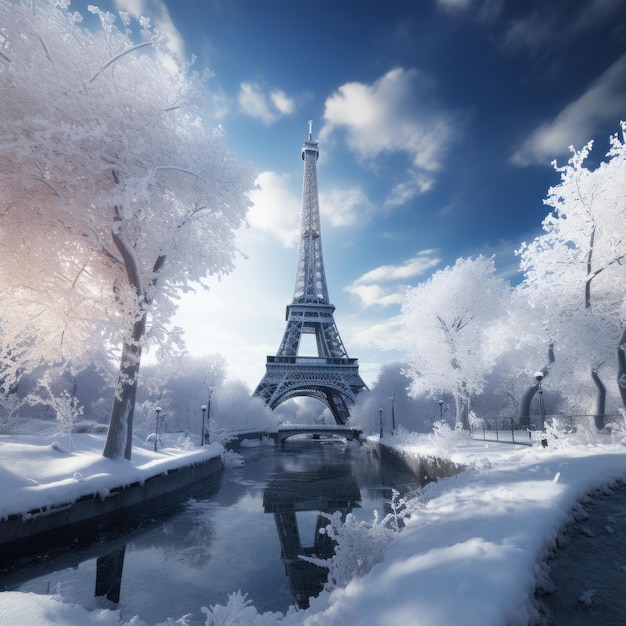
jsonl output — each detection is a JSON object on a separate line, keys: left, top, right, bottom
{"left": 276, "top": 424, "right": 362, "bottom": 446}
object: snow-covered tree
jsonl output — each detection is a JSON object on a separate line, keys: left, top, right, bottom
{"left": 484, "top": 288, "right": 558, "bottom": 426}
{"left": 211, "top": 380, "right": 278, "bottom": 435}
{"left": 401, "top": 256, "right": 509, "bottom": 429}
{"left": 349, "top": 362, "right": 432, "bottom": 435}
{"left": 0, "top": 1, "right": 255, "bottom": 458}
{"left": 0, "top": 388, "right": 27, "bottom": 433}
{"left": 517, "top": 122, "right": 626, "bottom": 421}
{"left": 139, "top": 354, "right": 226, "bottom": 436}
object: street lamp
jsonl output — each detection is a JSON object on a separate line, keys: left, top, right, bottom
{"left": 201, "top": 405, "right": 207, "bottom": 446}
{"left": 390, "top": 394, "right": 396, "bottom": 434}
{"left": 154, "top": 406, "right": 162, "bottom": 452}
{"left": 206, "top": 389, "right": 213, "bottom": 445}
{"left": 534, "top": 371, "right": 546, "bottom": 434}
{"left": 379, "top": 408, "right": 383, "bottom": 439}
{"left": 438, "top": 400, "right": 443, "bottom": 421}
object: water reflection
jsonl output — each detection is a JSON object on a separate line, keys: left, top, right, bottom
{"left": 1, "top": 441, "right": 424, "bottom": 622}
{"left": 95, "top": 545, "right": 126, "bottom": 604}
{"left": 263, "top": 445, "right": 361, "bottom": 608}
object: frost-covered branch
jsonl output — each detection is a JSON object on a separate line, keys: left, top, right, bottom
{"left": 89, "top": 41, "right": 153, "bottom": 83}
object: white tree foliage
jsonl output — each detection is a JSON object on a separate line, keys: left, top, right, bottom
{"left": 0, "top": 1, "right": 256, "bottom": 458}
{"left": 516, "top": 122, "right": 626, "bottom": 413}
{"left": 401, "top": 256, "right": 509, "bottom": 429}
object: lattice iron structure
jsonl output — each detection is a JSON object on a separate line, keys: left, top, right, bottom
{"left": 253, "top": 123, "right": 367, "bottom": 424}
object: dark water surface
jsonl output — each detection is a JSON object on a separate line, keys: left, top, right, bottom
{"left": 0, "top": 439, "right": 422, "bottom": 624}
{"left": 539, "top": 481, "right": 626, "bottom": 625}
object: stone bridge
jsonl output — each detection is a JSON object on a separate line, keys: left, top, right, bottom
{"left": 276, "top": 424, "right": 363, "bottom": 446}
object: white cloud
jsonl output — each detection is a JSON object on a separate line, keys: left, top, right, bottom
{"left": 345, "top": 284, "right": 404, "bottom": 308}
{"left": 247, "top": 171, "right": 300, "bottom": 247}
{"left": 357, "top": 252, "right": 442, "bottom": 283}
{"left": 348, "top": 314, "right": 407, "bottom": 353}
{"left": 208, "top": 89, "right": 232, "bottom": 121}
{"left": 238, "top": 82, "right": 277, "bottom": 125}
{"left": 319, "top": 187, "right": 373, "bottom": 227}
{"left": 270, "top": 89, "right": 295, "bottom": 115}
{"left": 346, "top": 251, "right": 441, "bottom": 308}
{"left": 247, "top": 173, "right": 366, "bottom": 248}
{"left": 511, "top": 54, "right": 626, "bottom": 166}
{"left": 238, "top": 82, "right": 296, "bottom": 124}
{"left": 435, "top": 0, "right": 475, "bottom": 12}
{"left": 503, "top": 1, "right": 624, "bottom": 52}
{"left": 320, "top": 67, "right": 456, "bottom": 206}
{"left": 384, "top": 176, "right": 434, "bottom": 208}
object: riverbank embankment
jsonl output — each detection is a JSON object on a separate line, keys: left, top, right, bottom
{"left": 369, "top": 438, "right": 465, "bottom": 482}
{"left": 0, "top": 433, "right": 223, "bottom": 554}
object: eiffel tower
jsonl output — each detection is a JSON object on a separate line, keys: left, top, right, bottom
{"left": 253, "top": 122, "right": 367, "bottom": 424}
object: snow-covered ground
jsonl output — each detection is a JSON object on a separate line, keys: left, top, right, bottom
{"left": 1, "top": 429, "right": 626, "bottom": 625}
{"left": 0, "top": 433, "right": 223, "bottom": 521}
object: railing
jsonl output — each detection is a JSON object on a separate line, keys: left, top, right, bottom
{"left": 469, "top": 417, "right": 533, "bottom": 445}
{"left": 275, "top": 423, "right": 362, "bottom": 445}
{"left": 0, "top": 417, "right": 59, "bottom": 436}
{"left": 469, "top": 414, "right": 625, "bottom": 445}
{"left": 277, "top": 423, "right": 357, "bottom": 432}
{"left": 266, "top": 356, "right": 359, "bottom": 367}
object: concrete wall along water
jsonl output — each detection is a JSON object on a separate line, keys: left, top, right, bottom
{"left": 0, "top": 454, "right": 223, "bottom": 555}
{"left": 371, "top": 441, "right": 465, "bottom": 484}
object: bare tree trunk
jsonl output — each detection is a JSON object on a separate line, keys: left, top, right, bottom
{"left": 102, "top": 201, "right": 148, "bottom": 460}
{"left": 102, "top": 314, "right": 145, "bottom": 460}
{"left": 454, "top": 387, "right": 470, "bottom": 430}
{"left": 590, "top": 368, "right": 606, "bottom": 430}
{"left": 618, "top": 328, "right": 626, "bottom": 410}
{"left": 519, "top": 343, "right": 555, "bottom": 428}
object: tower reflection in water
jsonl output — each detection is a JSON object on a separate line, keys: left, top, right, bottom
{"left": 95, "top": 545, "right": 127, "bottom": 604}
{"left": 263, "top": 450, "right": 361, "bottom": 609}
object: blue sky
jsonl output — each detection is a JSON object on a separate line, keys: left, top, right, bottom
{"left": 94, "top": 0, "right": 626, "bottom": 389}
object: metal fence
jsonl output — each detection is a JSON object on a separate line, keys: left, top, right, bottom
{"left": 0, "top": 417, "right": 59, "bottom": 436}
{"left": 469, "top": 414, "right": 625, "bottom": 446}
{"left": 0, "top": 418, "right": 108, "bottom": 437}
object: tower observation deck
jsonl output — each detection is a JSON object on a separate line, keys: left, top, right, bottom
{"left": 253, "top": 123, "right": 367, "bottom": 424}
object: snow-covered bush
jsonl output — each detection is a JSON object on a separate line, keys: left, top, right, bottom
{"left": 301, "top": 490, "right": 410, "bottom": 592}
{"left": 222, "top": 450, "right": 244, "bottom": 469}
{"left": 316, "top": 510, "right": 395, "bottom": 590}
{"left": 29, "top": 378, "right": 84, "bottom": 450}
{"left": 609, "top": 412, "right": 626, "bottom": 445}
{"left": 429, "top": 419, "right": 470, "bottom": 452}
{"left": 202, "top": 591, "right": 283, "bottom": 626}
{"left": 541, "top": 416, "right": 617, "bottom": 448}
{"left": 386, "top": 425, "right": 423, "bottom": 447}
{"left": 240, "top": 437, "right": 275, "bottom": 448}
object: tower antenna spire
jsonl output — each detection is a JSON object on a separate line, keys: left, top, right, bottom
{"left": 308, "top": 119, "right": 313, "bottom": 140}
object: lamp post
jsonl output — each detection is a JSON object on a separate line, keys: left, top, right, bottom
{"left": 201, "top": 405, "right": 207, "bottom": 446}
{"left": 379, "top": 408, "right": 383, "bottom": 439}
{"left": 206, "top": 389, "right": 213, "bottom": 445}
{"left": 154, "top": 406, "right": 162, "bottom": 452}
{"left": 534, "top": 371, "right": 546, "bottom": 433}
{"left": 390, "top": 394, "right": 396, "bottom": 434}
{"left": 438, "top": 400, "right": 443, "bottom": 421}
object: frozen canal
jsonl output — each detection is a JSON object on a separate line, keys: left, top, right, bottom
{"left": 0, "top": 438, "right": 423, "bottom": 624}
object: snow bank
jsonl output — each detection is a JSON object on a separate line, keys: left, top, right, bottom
{"left": 2, "top": 432, "right": 626, "bottom": 625}
{"left": 0, "top": 434, "right": 222, "bottom": 521}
